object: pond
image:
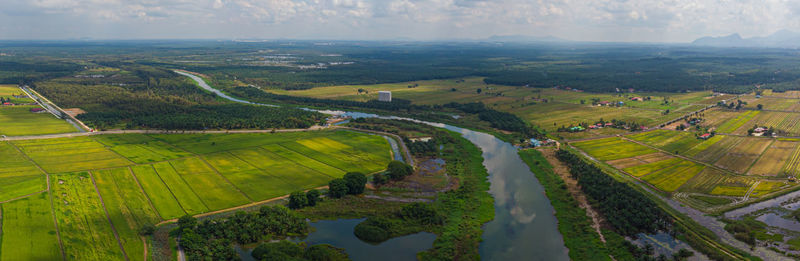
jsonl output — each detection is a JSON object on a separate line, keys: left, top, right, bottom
{"left": 237, "top": 219, "right": 437, "bottom": 261}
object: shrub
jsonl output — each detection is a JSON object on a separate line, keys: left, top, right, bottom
{"left": 387, "top": 161, "right": 413, "bottom": 181}
{"left": 353, "top": 223, "right": 389, "bottom": 243}
{"left": 306, "top": 189, "right": 321, "bottom": 207}
{"left": 328, "top": 179, "right": 348, "bottom": 198}
{"left": 343, "top": 172, "right": 367, "bottom": 195}
{"left": 288, "top": 191, "right": 309, "bottom": 209}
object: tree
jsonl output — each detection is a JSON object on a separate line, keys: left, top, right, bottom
{"left": 306, "top": 189, "right": 321, "bottom": 206}
{"left": 288, "top": 191, "right": 309, "bottom": 209}
{"left": 177, "top": 215, "right": 197, "bottom": 231}
{"left": 139, "top": 224, "right": 156, "bottom": 236}
{"left": 343, "top": 172, "right": 367, "bottom": 195}
{"left": 387, "top": 161, "right": 413, "bottom": 181}
{"left": 328, "top": 179, "right": 348, "bottom": 198}
{"left": 372, "top": 173, "right": 388, "bottom": 186}
{"left": 757, "top": 104, "right": 763, "bottom": 110}
{"left": 476, "top": 88, "right": 482, "bottom": 94}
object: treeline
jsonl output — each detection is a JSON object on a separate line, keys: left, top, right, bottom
{"left": 555, "top": 149, "right": 671, "bottom": 236}
{"left": 79, "top": 104, "right": 325, "bottom": 130}
{"left": 234, "top": 86, "right": 540, "bottom": 136}
{"left": 176, "top": 206, "right": 308, "bottom": 260}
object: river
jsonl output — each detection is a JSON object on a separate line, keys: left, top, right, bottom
{"left": 178, "top": 71, "right": 570, "bottom": 260}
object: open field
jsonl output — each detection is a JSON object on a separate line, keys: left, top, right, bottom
{"left": 0, "top": 85, "right": 34, "bottom": 104}
{"left": 0, "top": 130, "right": 393, "bottom": 260}
{"left": 714, "top": 138, "right": 772, "bottom": 173}
{"left": 571, "top": 137, "right": 656, "bottom": 161}
{"left": 691, "top": 136, "right": 743, "bottom": 164}
{"left": 715, "top": 110, "right": 759, "bottom": 134}
{"left": 0, "top": 105, "right": 76, "bottom": 136}
{"left": 0, "top": 192, "right": 62, "bottom": 260}
{"left": 628, "top": 129, "right": 704, "bottom": 154}
{"left": 640, "top": 160, "right": 705, "bottom": 192}
{"left": 748, "top": 141, "right": 797, "bottom": 176}
{"left": 51, "top": 172, "right": 126, "bottom": 260}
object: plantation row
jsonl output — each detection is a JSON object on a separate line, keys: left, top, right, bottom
{"left": 572, "top": 132, "right": 795, "bottom": 208}
{"left": 0, "top": 130, "right": 393, "bottom": 260}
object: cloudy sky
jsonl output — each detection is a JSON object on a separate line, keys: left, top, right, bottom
{"left": 1, "top": 0, "right": 799, "bottom": 42}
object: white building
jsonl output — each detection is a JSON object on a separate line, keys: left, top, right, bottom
{"left": 378, "top": 91, "right": 392, "bottom": 102}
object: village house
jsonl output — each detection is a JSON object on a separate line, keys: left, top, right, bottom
{"left": 699, "top": 133, "right": 712, "bottom": 139}
{"left": 630, "top": 97, "right": 643, "bottom": 101}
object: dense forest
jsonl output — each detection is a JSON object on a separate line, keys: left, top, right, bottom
{"left": 555, "top": 149, "right": 672, "bottom": 236}
{"left": 29, "top": 65, "right": 324, "bottom": 130}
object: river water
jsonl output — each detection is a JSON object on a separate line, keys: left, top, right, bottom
{"left": 179, "top": 71, "right": 570, "bottom": 260}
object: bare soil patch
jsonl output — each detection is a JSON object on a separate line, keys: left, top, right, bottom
{"left": 63, "top": 108, "right": 86, "bottom": 117}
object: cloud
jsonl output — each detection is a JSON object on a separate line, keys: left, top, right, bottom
{"left": 0, "top": 0, "right": 799, "bottom": 41}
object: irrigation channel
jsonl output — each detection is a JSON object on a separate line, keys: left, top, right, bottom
{"left": 177, "top": 71, "right": 571, "bottom": 260}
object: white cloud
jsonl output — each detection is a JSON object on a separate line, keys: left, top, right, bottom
{"left": 1, "top": 0, "right": 799, "bottom": 41}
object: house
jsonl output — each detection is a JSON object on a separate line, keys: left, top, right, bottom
{"left": 754, "top": 127, "right": 767, "bottom": 133}
{"left": 755, "top": 95, "right": 762, "bottom": 98}
{"left": 569, "top": 126, "right": 585, "bottom": 132}
{"left": 618, "top": 101, "right": 625, "bottom": 106}
{"left": 530, "top": 138, "right": 542, "bottom": 147}
{"left": 598, "top": 101, "right": 611, "bottom": 106}
{"left": 588, "top": 125, "right": 597, "bottom": 129}
{"left": 409, "top": 137, "right": 433, "bottom": 142}
{"left": 630, "top": 97, "right": 643, "bottom": 101}
{"left": 605, "top": 122, "right": 614, "bottom": 127}
{"left": 2, "top": 102, "right": 12, "bottom": 106}
{"left": 378, "top": 91, "right": 392, "bottom": 102}
{"left": 699, "top": 133, "right": 711, "bottom": 139}
{"left": 30, "top": 108, "right": 44, "bottom": 113}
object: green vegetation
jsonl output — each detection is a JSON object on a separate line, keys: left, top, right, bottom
{"left": 0, "top": 192, "right": 62, "bottom": 261}
{"left": 518, "top": 149, "right": 613, "bottom": 260}
{"left": 572, "top": 137, "right": 656, "bottom": 161}
{"left": 251, "top": 241, "right": 348, "bottom": 261}
{"left": 0, "top": 105, "right": 76, "bottom": 136}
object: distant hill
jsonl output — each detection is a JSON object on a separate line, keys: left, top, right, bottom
{"left": 692, "top": 30, "right": 800, "bottom": 48}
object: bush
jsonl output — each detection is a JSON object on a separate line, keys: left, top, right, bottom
{"left": 306, "top": 190, "right": 321, "bottom": 207}
{"left": 387, "top": 161, "right": 413, "bottom": 181}
{"left": 343, "top": 172, "right": 367, "bottom": 195}
{"left": 252, "top": 240, "right": 304, "bottom": 260}
{"left": 288, "top": 191, "right": 309, "bottom": 209}
{"left": 372, "top": 173, "right": 388, "bottom": 186}
{"left": 400, "top": 203, "right": 443, "bottom": 225}
{"left": 304, "top": 244, "right": 349, "bottom": 261}
{"left": 353, "top": 223, "right": 390, "bottom": 243}
{"left": 139, "top": 224, "right": 156, "bottom": 236}
{"left": 328, "top": 179, "right": 348, "bottom": 198}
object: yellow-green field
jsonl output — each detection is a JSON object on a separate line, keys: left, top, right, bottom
{"left": 266, "top": 77, "right": 718, "bottom": 137}
{"left": 0, "top": 130, "right": 393, "bottom": 260}
{"left": 573, "top": 129, "right": 798, "bottom": 210}
{"left": 0, "top": 85, "right": 33, "bottom": 104}
{"left": 0, "top": 105, "right": 77, "bottom": 136}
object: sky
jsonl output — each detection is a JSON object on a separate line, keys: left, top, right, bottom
{"left": 1, "top": 0, "right": 799, "bottom": 42}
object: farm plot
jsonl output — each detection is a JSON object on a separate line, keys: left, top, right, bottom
{"left": 628, "top": 130, "right": 702, "bottom": 154}
{"left": 0, "top": 142, "right": 42, "bottom": 178}
{"left": 151, "top": 162, "right": 208, "bottom": 215}
{"left": 640, "top": 160, "right": 705, "bottom": 192}
{"left": 783, "top": 144, "right": 800, "bottom": 176}
{"left": 169, "top": 157, "right": 250, "bottom": 210}
{"left": 14, "top": 137, "right": 131, "bottom": 173}
{"left": 691, "top": 136, "right": 744, "bottom": 164}
{"left": 278, "top": 136, "right": 390, "bottom": 174}
{"left": 572, "top": 137, "right": 656, "bottom": 161}
{"left": 51, "top": 172, "right": 126, "bottom": 260}
{"left": 684, "top": 135, "right": 724, "bottom": 157}
{"left": 0, "top": 105, "right": 76, "bottom": 136}
{"left": 0, "top": 192, "right": 62, "bottom": 261}
{"left": 130, "top": 165, "right": 185, "bottom": 219}
{"left": 750, "top": 181, "right": 791, "bottom": 198}
{"left": 150, "top": 132, "right": 324, "bottom": 154}
{"left": 95, "top": 134, "right": 193, "bottom": 164}
{"left": 93, "top": 168, "right": 161, "bottom": 260}
{"left": 714, "top": 138, "right": 772, "bottom": 173}
{"left": 748, "top": 140, "right": 797, "bottom": 176}
{"left": 728, "top": 111, "right": 800, "bottom": 136}
{"left": 0, "top": 175, "right": 46, "bottom": 202}
{"left": 715, "top": 110, "right": 759, "bottom": 133}
{"left": 623, "top": 158, "right": 683, "bottom": 177}
{"left": 0, "top": 85, "right": 33, "bottom": 104}
{"left": 699, "top": 109, "right": 740, "bottom": 127}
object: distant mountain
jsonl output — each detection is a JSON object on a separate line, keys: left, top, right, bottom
{"left": 486, "top": 34, "right": 566, "bottom": 43}
{"left": 692, "top": 30, "right": 800, "bottom": 48}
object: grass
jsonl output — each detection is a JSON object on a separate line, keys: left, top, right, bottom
{"left": 170, "top": 157, "right": 250, "bottom": 210}
{"left": 0, "top": 142, "right": 42, "bottom": 178}
{"left": 572, "top": 138, "right": 656, "bottom": 161}
{"left": 750, "top": 181, "right": 789, "bottom": 198}
{"left": 710, "top": 186, "right": 751, "bottom": 197}
{"left": 0, "top": 105, "right": 76, "bottom": 136}
{"left": 151, "top": 162, "right": 209, "bottom": 215}
{"left": 641, "top": 161, "right": 705, "bottom": 192}
{"left": 14, "top": 137, "right": 132, "bottom": 173}
{"left": 518, "top": 149, "right": 612, "bottom": 260}
{"left": 623, "top": 158, "right": 683, "bottom": 177}
{"left": 628, "top": 129, "right": 703, "bottom": 154}
{"left": 0, "top": 192, "right": 62, "bottom": 260}
{"left": 93, "top": 168, "right": 161, "bottom": 260}
{"left": 0, "top": 175, "right": 46, "bottom": 201}
{"left": 51, "top": 172, "right": 126, "bottom": 260}
{"left": 130, "top": 165, "right": 186, "bottom": 219}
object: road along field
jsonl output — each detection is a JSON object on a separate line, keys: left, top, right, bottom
{"left": 0, "top": 130, "right": 393, "bottom": 260}
{"left": 571, "top": 132, "right": 797, "bottom": 211}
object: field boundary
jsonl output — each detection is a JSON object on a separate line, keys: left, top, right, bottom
{"left": 127, "top": 166, "right": 163, "bottom": 220}
{"left": 198, "top": 156, "right": 254, "bottom": 202}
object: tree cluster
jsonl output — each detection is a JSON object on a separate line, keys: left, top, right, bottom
{"left": 251, "top": 240, "right": 348, "bottom": 261}
{"left": 176, "top": 206, "right": 308, "bottom": 260}
{"left": 354, "top": 203, "right": 443, "bottom": 243}
{"left": 555, "top": 149, "right": 672, "bottom": 236}
{"left": 327, "top": 172, "right": 368, "bottom": 199}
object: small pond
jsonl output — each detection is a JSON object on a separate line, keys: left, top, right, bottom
{"left": 237, "top": 219, "right": 436, "bottom": 261}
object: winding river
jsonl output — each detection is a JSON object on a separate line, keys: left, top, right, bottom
{"left": 178, "top": 71, "right": 570, "bottom": 260}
